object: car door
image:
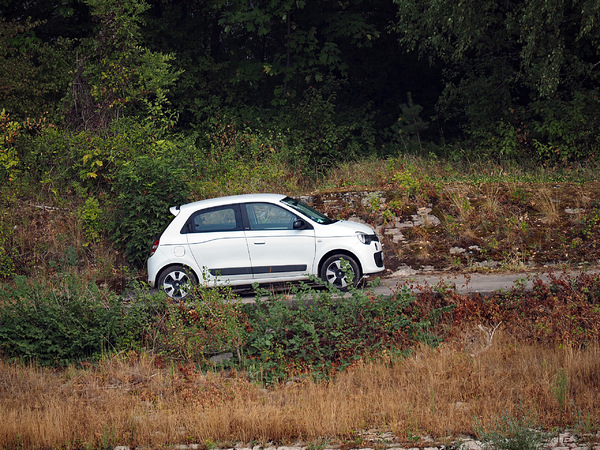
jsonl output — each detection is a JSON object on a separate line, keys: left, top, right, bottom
{"left": 242, "top": 202, "right": 316, "bottom": 280}
{"left": 184, "top": 204, "right": 253, "bottom": 283}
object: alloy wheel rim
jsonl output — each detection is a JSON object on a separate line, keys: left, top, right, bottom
{"left": 163, "top": 270, "right": 190, "bottom": 298}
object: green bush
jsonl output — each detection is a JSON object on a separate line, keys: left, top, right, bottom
{"left": 241, "top": 281, "right": 436, "bottom": 384}
{"left": 0, "top": 245, "right": 16, "bottom": 278}
{"left": 111, "top": 154, "right": 189, "bottom": 267}
{"left": 202, "top": 85, "right": 377, "bottom": 179}
{"left": 0, "top": 275, "right": 166, "bottom": 365}
{"left": 0, "top": 211, "right": 17, "bottom": 278}
{"left": 281, "top": 86, "right": 376, "bottom": 174}
{"left": 0, "top": 109, "right": 22, "bottom": 182}
{"left": 150, "top": 283, "right": 246, "bottom": 363}
{"left": 25, "top": 124, "right": 151, "bottom": 193}
{"left": 531, "top": 91, "right": 600, "bottom": 163}
{"left": 79, "top": 196, "right": 103, "bottom": 246}
{"left": 474, "top": 409, "right": 548, "bottom": 450}
{"left": 0, "top": 272, "right": 453, "bottom": 377}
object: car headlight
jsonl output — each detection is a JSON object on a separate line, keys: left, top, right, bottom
{"left": 356, "top": 232, "right": 379, "bottom": 245}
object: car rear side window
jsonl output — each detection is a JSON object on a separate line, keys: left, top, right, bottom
{"left": 185, "top": 205, "right": 242, "bottom": 233}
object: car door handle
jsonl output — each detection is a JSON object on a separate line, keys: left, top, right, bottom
{"left": 254, "top": 241, "right": 266, "bottom": 245}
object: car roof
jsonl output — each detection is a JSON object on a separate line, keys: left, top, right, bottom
{"left": 172, "top": 193, "right": 287, "bottom": 216}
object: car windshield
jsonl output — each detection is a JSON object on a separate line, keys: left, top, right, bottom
{"left": 281, "top": 197, "right": 337, "bottom": 225}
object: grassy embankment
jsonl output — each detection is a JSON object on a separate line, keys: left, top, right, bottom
{"left": 1, "top": 156, "right": 600, "bottom": 449}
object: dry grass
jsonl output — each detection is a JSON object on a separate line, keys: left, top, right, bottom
{"left": 533, "top": 187, "right": 560, "bottom": 224}
{"left": 323, "top": 159, "right": 390, "bottom": 190}
{"left": 478, "top": 184, "right": 503, "bottom": 218}
{"left": 451, "top": 193, "right": 473, "bottom": 223}
{"left": 2, "top": 336, "right": 599, "bottom": 449}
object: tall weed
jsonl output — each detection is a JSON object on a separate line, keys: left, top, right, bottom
{"left": 474, "top": 409, "right": 548, "bottom": 450}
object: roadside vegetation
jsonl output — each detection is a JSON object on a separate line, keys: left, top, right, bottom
{"left": 1, "top": 271, "right": 600, "bottom": 448}
{"left": 2, "top": 0, "right": 600, "bottom": 448}
{"left": 2, "top": 124, "right": 600, "bottom": 449}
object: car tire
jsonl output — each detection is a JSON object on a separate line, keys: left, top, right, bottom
{"left": 157, "top": 265, "right": 196, "bottom": 299}
{"left": 320, "top": 254, "right": 361, "bottom": 290}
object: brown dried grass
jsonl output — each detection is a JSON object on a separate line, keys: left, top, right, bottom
{"left": 533, "top": 187, "right": 560, "bottom": 224}
{"left": 323, "top": 159, "right": 390, "bottom": 190}
{"left": 2, "top": 336, "right": 599, "bottom": 449}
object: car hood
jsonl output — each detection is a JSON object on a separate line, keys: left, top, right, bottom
{"left": 315, "top": 219, "right": 376, "bottom": 236}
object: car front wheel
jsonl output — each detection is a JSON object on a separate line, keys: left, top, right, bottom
{"left": 157, "top": 265, "right": 195, "bottom": 299}
{"left": 320, "top": 254, "right": 361, "bottom": 290}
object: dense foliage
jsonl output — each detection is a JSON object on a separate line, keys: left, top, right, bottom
{"left": 0, "top": 275, "right": 164, "bottom": 365}
{"left": 1, "top": 0, "right": 599, "bottom": 268}
{"left": 242, "top": 281, "right": 439, "bottom": 383}
{"left": 0, "top": 276, "right": 434, "bottom": 379}
{"left": 2, "top": 0, "right": 597, "bottom": 156}
{"left": 394, "top": 0, "right": 600, "bottom": 160}
{"left": 2, "top": 270, "right": 599, "bottom": 384}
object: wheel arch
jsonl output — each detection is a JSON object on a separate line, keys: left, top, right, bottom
{"left": 317, "top": 249, "right": 363, "bottom": 278}
{"left": 155, "top": 263, "right": 199, "bottom": 286}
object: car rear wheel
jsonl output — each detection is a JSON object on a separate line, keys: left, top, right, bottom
{"left": 320, "top": 254, "right": 361, "bottom": 290}
{"left": 157, "top": 265, "right": 195, "bottom": 299}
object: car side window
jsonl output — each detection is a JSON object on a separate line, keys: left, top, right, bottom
{"left": 187, "top": 205, "right": 241, "bottom": 233}
{"left": 245, "top": 203, "right": 296, "bottom": 230}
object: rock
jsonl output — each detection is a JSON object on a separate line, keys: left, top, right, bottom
{"left": 390, "top": 265, "right": 419, "bottom": 277}
{"left": 458, "top": 440, "right": 485, "bottom": 450}
{"left": 473, "top": 260, "right": 500, "bottom": 269}
{"left": 565, "top": 207, "right": 584, "bottom": 214}
{"left": 412, "top": 207, "right": 441, "bottom": 227}
{"left": 209, "top": 352, "right": 234, "bottom": 364}
{"left": 396, "top": 218, "right": 415, "bottom": 229}
{"left": 384, "top": 228, "right": 406, "bottom": 243}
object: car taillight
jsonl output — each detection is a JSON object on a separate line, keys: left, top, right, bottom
{"left": 150, "top": 239, "right": 159, "bottom": 256}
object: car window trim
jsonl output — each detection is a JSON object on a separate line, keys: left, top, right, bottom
{"left": 280, "top": 196, "right": 336, "bottom": 225}
{"left": 240, "top": 202, "right": 314, "bottom": 231}
{"left": 181, "top": 204, "right": 244, "bottom": 234}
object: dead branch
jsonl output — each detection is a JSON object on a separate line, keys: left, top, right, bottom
{"left": 470, "top": 321, "right": 502, "bottom": 357}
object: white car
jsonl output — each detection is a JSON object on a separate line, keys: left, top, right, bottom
{"left": 147, "top": 193, "right": 384, "bottom": 298}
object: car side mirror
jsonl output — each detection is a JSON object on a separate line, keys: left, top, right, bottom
{"left": 293, "top": 219, "right": 307, "bottom": 230}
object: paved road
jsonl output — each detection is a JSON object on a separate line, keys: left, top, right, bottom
{"left": 376, "top": 271, "right": 549, "bottom": 295}
{"left": 375, "top": 267, "right": 599, "bottom": 296}
{"left": 238, "top": 267, "right": 599, "bottom": 301}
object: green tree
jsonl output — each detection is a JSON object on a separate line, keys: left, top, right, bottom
{"left": 394, "top": 0, "right": 600, "bottom": 159}
{"left": 218, "top": 0, "right": 380, "bottom": 102}
{"left": 395, "top": 0, "right": 600, "bottom": 99}
{"left": 65, "top": 0, "right": 180, "bottom": 131}
{"left": 0, "top": 18, "right": 72, "bottom": 120}
{"left": 141, "top": 0, "right": 438, "bottom": 144}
